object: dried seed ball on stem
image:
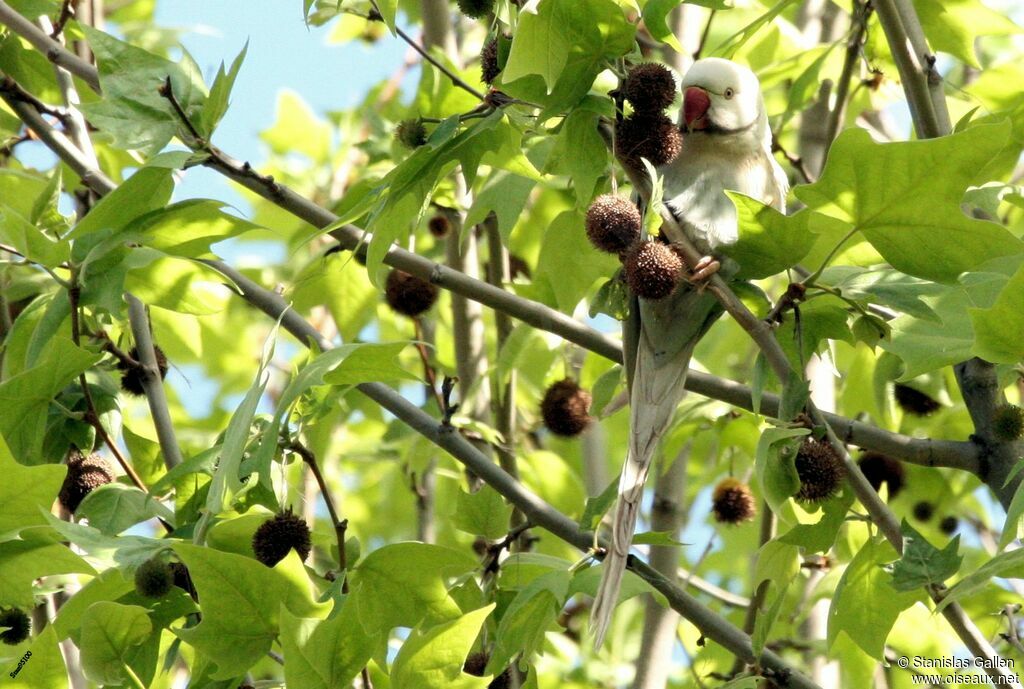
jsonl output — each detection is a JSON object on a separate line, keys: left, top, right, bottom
{"left": 585, "top": 195, "right": 642, "bottom": 254}
{"left": 395, "top": 118, "right": 427, "bottom": 149}
{"left": 385, "top": 269, "right": 439, "bottom": 317}
{"left": 135, "top": 557, "right": 174, "bottom": 599}
{"left": 119, "top": 344, "right": 169, "bottom": 396}
{"left": 624, "top": 240, "right": 683, "bottom": 300}
{"left": 0, "top": 608, "right": 30, "bottom": 645}
{"left": 540, "top": 379, "right": 592, "bottom": 437}
{"left": 993, "top": 404, "right": 1024, "bottom": 441}
{"left": 711, "top": 478, "right": 757, "bottom": 524}
{"left": 463, "top": 651, "right": 511, "bottom": 689}
{"left": 615, "top": 112, "right": 682, "bottom": 167}
{"left": 857, "top": 451, "right": 905, "bottom": 499}
{"left": 481, "top": 36, "right": 501, "bottom": 85}
{"left": 623, "top": 63, "right": 677, "bottom": 113}
{"left": 457, "top": 0, "right": 494, "bottom": 19}
{"left": 427, "top": 214, "right": 451, "bottom": 238}
{"left": 59, "top": 449, "right": 115, "bottom": 513}
{"left": 893, "top": 383, "right": 941, "bottom": 416}
{"left": 794, "top": 438, "right": 845, "bottom": 502}
{"left": 939, "top": 515, "right": 959, "bottom": 535}
{"left": 252, "top": 509, "right": 312, "bottom": 567}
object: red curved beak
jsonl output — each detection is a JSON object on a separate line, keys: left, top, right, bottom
{"left": 683, "top": 87, "right": 711, "bottom": 130}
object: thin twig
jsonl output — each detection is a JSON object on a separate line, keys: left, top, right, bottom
{"left": 50, "top": 0, "right": 75, "bottom": 38}
{"left": 771, "top": 136, "right": 815, "bottom": 184}
{"left": 0, "top": 0, "right": 101, "bottom": 92}
{"left": 287, "top": 437, "right": 349, "bottom": 578}
{"left": 824, "top": 1, "right": 872, "bottom": 147}
{"left": 693, "top": 10, "right": 716, "bottom": 61}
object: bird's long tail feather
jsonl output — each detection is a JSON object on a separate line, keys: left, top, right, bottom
{"left": 590, "top": 333, "right": 694, "bottom": 647}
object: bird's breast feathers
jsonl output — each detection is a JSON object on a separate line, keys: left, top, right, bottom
{"left": 662, "top": 139, "right": 787, "bottom": 251}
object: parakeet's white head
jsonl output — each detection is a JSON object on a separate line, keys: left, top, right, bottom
{"left": 679, "top": 57, "right": 771, "bottom": 154}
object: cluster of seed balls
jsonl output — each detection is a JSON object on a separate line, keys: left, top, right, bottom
{"left": 395, "top": 0, "right": 504, "bottom": 150}
{"left": 585, "top": 63, "right": 687, "bottom": 301}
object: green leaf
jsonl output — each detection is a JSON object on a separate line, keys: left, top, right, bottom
{"left": 723, "top": 198, "right": 816, "bottom": 279}
{"left": 69, "top": 167, "right": 175, "bottom": 243}
{"left": 631, "top": 531, "right": 685, "bottom": 546}
{"left": 0, "top": 433, "right": 65, "bottom": 539}
{"left": 502, "top": 0, "right": 635, "bottom": 112}
{"left": 827, "top": 536, "right": 924, "bottom": 659}
{"left": 969, "top": 260, "right": 1024, "bottom": 363}
{"left": 76, "top": 483, "right": 176, "bottom": 536}
{"left": 124, "top": 254, "right": 232, "bottom": 315}
{"left": 889, "top": 521, "right": 962, "bottom": 591}
{"left": 452, "top": 486, "right": 513, "bottom": 539}
{"left": 37, "top": 516, "right": 165, "bottom": 570}
{"left": 5, "top": 624, "right": 68, "bottom": 688}
{"left": 0, "top": 536, "right": 94, "bottom": 607}
{"left": 913, "top": 0, "right": 1020, "bottom": 68}
{"left": 280, "top": 598, "right": 379, "bottom": 689}
{"left": 0, "top": 204, "right": 69, "bottom": 267}
{"left": 200, "top": 41, "right": 248, "bottom": 136}
{"left": 123, "top": 199, "right": 262, "bottom": 259}
{"left": 322, "top": 342, "right": 418, "bottom": 386}
{"left": 463, "top": 171, "right": 537, "bottom": 239}
{"left": 171, "top": 544, "right": 328, "bottom": 680}
{"left": 489, "top": 571, "right": 568, "bottom": 673}
{"left": 579, "top": 478, "right": 618, "bottom": 531}
{"left": 1001, "top": 473, "right": 1024, "bottom": 549}
{"left": 0, "top": 338, "right": 101, "bottom": 462}
{"left": 536, "top": 210, "right": 619, "bottom": 312}
{"left": 79, "top": 602, "right": 152, "bottom": 685}
{"left": 754, "top": 427, "right": 807, "bottom": 518}
{"left": 391, "top": 605, "right": 495, "bottom": 689}
{"left": 261, "top": 90, "right": 332, "bottom": 162}
{"left": 795, "top": 124, "right": 1024, "bottom": 283}
{"left": 712, "top": 0, "right": 799, "bottom": 58}
{"left": 350, "top": 543, "right": 477, "bottom": 635}
{"left": 588, "top": 274, "right": 630, "bottom": 321}
{"left": 642, "top": 0, "right": 684, "bottom": 51}
{"left": 80, "top": 26, "right": 207, "bottom": 154}
{"left": 544, "top": 104, "right": 609, "bottom": 206}
{"left": 780, "top": 490, "right": 854, "bottom": 554}
{"left": 937, "top": 548, "right": 1024, "bottom": 612}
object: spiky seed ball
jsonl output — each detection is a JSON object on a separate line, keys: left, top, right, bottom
{"left": 395, "top": 118, "right": 427, "bottom": 149}
{"left": 585, "top": 195, "right": 642, "bottom": 254}
{"left": 993, "top": 404, "right": 1024, "bottom": 441}
{"left": 0, "top": 608, "right": 30, "bottom": 645}
{"left": 252, "top": 510, "right": 312, "bottom": 567}
{"left": 540, "top": 379, "right": 592, "bottom": 437}
{"left": 711, "top": 478, "right": 757, "bottom": 525}
{"left": 134, "top": 557, "right": 174, "bottom": 599}
{"left": 623, "top": 63, "right": 677, "bottom": 113}
{"left": 624, "top": 240, "right": 683, "bottom": 300}
{"left": 794, "top": 438, "right": 845, "bottom": 502}
{"left": 857, "top": 452, "right": 906, "bottom": 499}
{"left": 939, "top": 516, "right": 959, "bottom": 535}
{"left": 489, "top": 668, "right": 512, "bottom": 689}
{"left": 893, "top": 383, "right": 941, "bottom": 416}
{"left": 913, "top": 501, "right": 935, "bottom": 521}
{"left": 481, "top": 37, "right": 500, "bottom": 85}
{"left": 615, "top": 113, "right": 682, "bottom": 167}
{"left": 118, "top": 345, "right": 169, "bottom": 396}
{"left": 385, "top": 269, "right": 439, "bottom": 317}
{"left": 59, "top": 449, "right": 115, "bottom": 513}
{"left": 464, "top": 651, "right": 489, "bottom": 676}
{"left": 457, "top": 0, "right": 494, "bottom": 19}
{"left": 428, "top": 214, "right": 451, "bottom": 238}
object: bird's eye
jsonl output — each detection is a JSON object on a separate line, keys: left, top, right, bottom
{"left": 724, "top": 87, "right": 735, "bottom": 99}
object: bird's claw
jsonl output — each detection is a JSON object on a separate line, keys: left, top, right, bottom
{"left": 686, "top": 256, "right": 721, "bottom": 289}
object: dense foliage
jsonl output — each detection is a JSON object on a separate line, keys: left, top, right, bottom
{"left": 0, "top": 0, "right": 1023, "bottom": 688}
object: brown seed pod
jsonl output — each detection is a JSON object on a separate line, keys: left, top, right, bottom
{"left": 913, "top": 501, "right": 935, "bottom": 521}
{"left": 624, "top": 240, "right": 683, "bottom": 300}
{"left": 585, "top": 194, "right": 642, "bottom": 254}
{"left": 540, "top": 379, "right": 592, "bottom": 437}
{"left": 993, "top": 404, "right": 1024, "bottom": 442}
{"left": 893, "top": 383, "right": 941, "bottom": 416}
{"left": 711, "top": 478, "right": 757, "bottom": 524}
{"left": 395, "top": 118, "right": 427, "bottom": 149}
{"left": 385, "top": 269, "right": 439, "bottom": 317}
{"left": 457, "top": 0, "right": 494, "bottom": 19}
{"left": 427, "top": 214, "right": 451, "bottom": 238}
{"left": 58, "top": 449, "right": 115, "bottom": 513}
{"left": 134, "top": 557, "right": 174, "bottom": 599}
{"left": 623, "top": 63, "right": 677, "bottom": 113}
{"left": 0, "top": 608, "right": 30, "bottom": 645}
{"left": 794, "top": 438, "right": 845, "bottom": 502}
{"left": 615, "top": 112, "right": 682, "bottom": 167}
{"left": 481, "top": 36, "right": 501, "bottom": 85}
{"left": 939, "top": 515, "right": 959, "bottom": 535}
{"left": 857, "top": 451, "right": 905, "bottom": 499}
{"left": 251, "top": 509, "right": 312, "bottom": 567}
{"left": 119, "top": 345, "right": 169, "bottom": 397}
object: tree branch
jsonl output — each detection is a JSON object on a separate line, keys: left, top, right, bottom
{"left": 0, "top": 0, "right": 101, "bottom": 93}
{"left": 126, "top": 294, "right": 183, "bottom": 470}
